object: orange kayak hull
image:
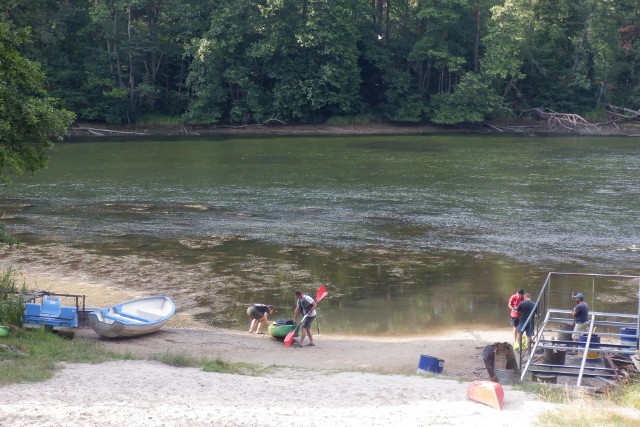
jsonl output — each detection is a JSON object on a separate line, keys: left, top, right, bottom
{"left": 467, "top": 380, "right": 504, "bottom": 410}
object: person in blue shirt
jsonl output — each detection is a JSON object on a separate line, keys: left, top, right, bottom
{"left": 517, "top": 293, "right": 538, "bottom": 351}
{"left": 572, "top": 293, "right": 589, "bottom": 341}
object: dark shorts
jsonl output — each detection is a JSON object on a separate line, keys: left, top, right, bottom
{"left": 302, "top": 315, "right": 316, "bottom": 329}
{"left": 519, "top": 321, "right": 534, "bottom": 337}
{"left": 510, "top": 317, "right": 520, "bottom": 327}
{"left": 247, "top": 306, "right": 263, "bottom": 320}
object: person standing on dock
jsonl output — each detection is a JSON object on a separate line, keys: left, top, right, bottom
{"left": 508, "top": 289, "right": 525, "bottom": 344}
{"left": 247, "top": 304, "right": 274, "bottom": 334}
{"left": 572, "top": 292, "right": 589, "bottom": 341}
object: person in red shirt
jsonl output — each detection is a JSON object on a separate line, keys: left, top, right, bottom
{"left": 508, "top": 289, "right": 525, "bottom": 343}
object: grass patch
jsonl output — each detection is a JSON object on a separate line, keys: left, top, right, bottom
{"left": 527, "top": 379, "right": 640, "bottom": 427}
{"left": 0, "top": 328, "right": 129, "bottom": 385}
{"left": 202, "top": 357, "right": 261, "bottom": 375}
{"left": 0, "top": 328, "right": 265, "bottom": 386}
{"left": 514, "top": 382, "right": 573, "bottom": 403}
{"left": 148, "top": 351, "right": 200, "bottom": 368}
{"left": 537, "top": 400, "right": 639, "bottom": 427}
{"left": 146, "top": 351, "right": 263, "bottom": 375}
{"left": 607, "top": 378, "right": 640, "bottom": 409}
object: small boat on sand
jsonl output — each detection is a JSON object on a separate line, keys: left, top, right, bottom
{"left": 268, "top": 319, "right": 298, "bottom": 339}
{"left": 88, "top": 296, "right": 175, "bottom": 338}
{"left": 467, "top": 380, "right": 504, "bottom": 410}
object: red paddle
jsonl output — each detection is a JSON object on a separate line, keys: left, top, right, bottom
{"left": 284, "top": 285, "right": 328, "bottom": 347}
{"left": 316, "top": 284, "right": 328, "bottom": 303}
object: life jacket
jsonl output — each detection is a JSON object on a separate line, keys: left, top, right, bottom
{"left": 298, "top": 294, "right": 315, "bottom": 315}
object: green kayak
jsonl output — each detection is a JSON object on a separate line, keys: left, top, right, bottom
{"left": 268, "top": 320, "right": 298, "bottom": 339}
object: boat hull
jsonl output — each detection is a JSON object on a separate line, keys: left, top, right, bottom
{"left": 88, "top": 296, "right": 175, "bottom": 338}
{"left": 467, "top": 380, "right": 504, "bottom": 411}
{"left": 268, "top": 322, "right": 298, "bottom": 339}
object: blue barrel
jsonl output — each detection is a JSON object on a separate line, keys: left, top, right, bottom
{"left": 417, "top": 355, "right": 444, "bottom": 374}
{"left": 578, "top": 334, "right": 600, "bottom": 360}
{"left": 620, "top": 328, "right": 638, "bottom": 347}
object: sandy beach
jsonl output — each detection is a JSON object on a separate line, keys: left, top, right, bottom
{"left": 0, "top": 324, "right": 563, "bottom": 427}
{"left": 0, "top": 359, "right": 559, "bottom": 427}
{"left": 1, "top": 268, "right": 639, "bottom": 426}
{"left": 0, "top": 268, "right": 566, "bottom": 426}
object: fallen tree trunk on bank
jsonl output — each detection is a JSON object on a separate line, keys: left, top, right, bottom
{"left": 489, "top": 107, "right": 640, "bottom": 135}
{"left": 528, "top": 108, "right": 604, "bottom": 134}
{"left": 69, "top": 127, "right": 148, "bottom": 136}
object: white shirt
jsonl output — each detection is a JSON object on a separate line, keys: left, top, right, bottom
{"left": 298, "top": 294, "right": 317, "bottom": 317}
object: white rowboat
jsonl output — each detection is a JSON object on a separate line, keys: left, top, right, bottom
{"left": 88, "top": 296, "right": 175, "bottom": 338}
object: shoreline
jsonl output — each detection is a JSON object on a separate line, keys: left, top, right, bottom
{"left": 3, "top": 271, "right": 558, "bottom": 426}
{"left": 67, "top": 120, "right": 640, "bottom": 139}
{"left": 9, "top": 266, "right": 508, "bottom": 377}
{"left": 4, "top": 267, "right": 640, "bottom": 425}
{"left": 24, "top": 267, "right": 513, "bottom": 376}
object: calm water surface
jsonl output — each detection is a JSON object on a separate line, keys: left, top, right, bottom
{"left": 1, "top": 134, "right": 640, "bottom": 335}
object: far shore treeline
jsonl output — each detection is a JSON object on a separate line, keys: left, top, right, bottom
{"left": 2, "top": 1, "right": 640, "bottom": 127}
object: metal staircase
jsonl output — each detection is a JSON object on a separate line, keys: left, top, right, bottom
{"left": 516, "top": 273, "right": 640, "bottom": 387}
{"left": 519, "top": 309, "right": 638, "bottom": 386}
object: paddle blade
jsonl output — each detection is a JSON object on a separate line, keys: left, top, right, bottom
{"left": 317, "top": 289, "right": 328, "bottom": 303}
{"left": 316, "top": 285, "right": 328, "bottom": 303}
{"left": 284, "top": 328, "right": 296, "bottom": 347}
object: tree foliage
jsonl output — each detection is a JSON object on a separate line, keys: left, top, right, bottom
{"left": 0, "top": 22, "right": 74, "bottom": 182}
{"left": 186, "top": 0, "right": 362, "bottom": 124}
{"left": 431, "top": 73, "right": 503, "bottom": 123}
{"left": 3, "top": 0, "right": 640, "bottom": 125}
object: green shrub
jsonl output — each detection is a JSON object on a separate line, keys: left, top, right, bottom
{"left": 0, "top": 266, "right": 25, "bottom": 326}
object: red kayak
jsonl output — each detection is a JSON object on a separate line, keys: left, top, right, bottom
{"left": 467, "top": 380, "right": 504, "bottom": 410}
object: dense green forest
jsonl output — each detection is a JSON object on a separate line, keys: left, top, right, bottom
{"left": 2, "top": 0, "right": 640, "bottom": 126}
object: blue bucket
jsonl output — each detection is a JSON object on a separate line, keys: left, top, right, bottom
{"left": 578, "top": 335, "right": 600, "bottom": 360}
{"left": 417, "top": 355, "right": 444, "bottom": 374}
{"left": 620, "top": 328, "right": 638, "bottom": 348}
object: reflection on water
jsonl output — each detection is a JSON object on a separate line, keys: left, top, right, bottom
{"left": 1, "top": 135, "right": 640, "bottom": 335}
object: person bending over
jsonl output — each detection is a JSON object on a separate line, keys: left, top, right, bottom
{"left": 247, "top": 304, "right": 274, "bottom": 334}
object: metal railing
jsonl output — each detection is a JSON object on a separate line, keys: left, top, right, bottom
{"left": 516, "top": 272, "right": 640, "bottom": 386}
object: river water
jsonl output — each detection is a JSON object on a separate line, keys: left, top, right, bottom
{"left": 1, "top": 134, "right": 639, "bottom": 335}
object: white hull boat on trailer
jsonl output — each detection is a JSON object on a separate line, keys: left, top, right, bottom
{"left": 88, "top": 296, "right": 175, "bottom": 338}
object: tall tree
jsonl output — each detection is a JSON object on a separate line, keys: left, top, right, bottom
{"left": 0, "top": 22, "right": 74, "bottom": 181}
{"left": 481, "top": 0, "right": 532, "bottom": 103}
{"left": 185, "top": 0, "right": 264, "bottom": 124}
{"left": 0, "top": 22, "right": 74, "bottom": 243}
{"left": 187, "top": 0, "right": 363, "bottom": 124}
{"left": 258, "top": 0, "right": 362, "bottom": 121}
